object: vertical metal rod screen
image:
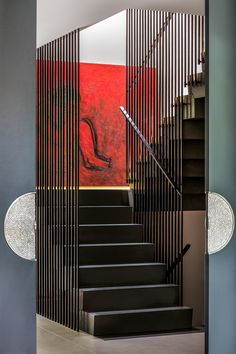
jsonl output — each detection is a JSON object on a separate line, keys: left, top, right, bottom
{"left": 36, "top": 29, "right": 80, "bottom": 330}
{"left": 126, "top": 9, "right": 205, "bottom": 302}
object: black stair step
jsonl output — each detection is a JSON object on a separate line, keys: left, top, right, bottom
{"left": 182, "top": 177, "right": 205, "bottom": 194}
{"left": 183, "top": 117, "right": 204, "bottom": 140}
{"left": 183, "top": 140, "right": 204, "bottom": 159}
{"left": 79, "top": 263, "right": 166, "bottom": 288}
{"left": 136, "top": 159, "right": 205, "bottom": 180}
{"left": 79, "top": 206, "right": 132, "bottom": 224}
{"left": 195, "top": 97, "right": 205, "bottom": 117}
{"left": 79, "top": 189, "right": 129, "bottom": 206}
{"left": 183, "top": 193, "right": 206, "bottom": 210}
{"left": 79, "top": 243, "right": 155, "bottom": 265}
{"left": 160, "top": 117, "right": 204, "bottom": 140}
{"left": 79, "top": 284, "right": 179, "bottom": 312}
{"left": 183, "top": 159, "right": 204, "bottom": 177}
{"left": 80, "top": 307, "right": 193, "bottom": 336}
{"left": 79, "top": 224, "right": 143, "bottom": 244}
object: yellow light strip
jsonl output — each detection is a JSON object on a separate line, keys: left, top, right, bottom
{"left": 36, "top": 186, "right": 79, "bottom": 190}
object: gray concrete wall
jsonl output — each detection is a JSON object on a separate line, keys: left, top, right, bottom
{"left": 0, "top": 0, "right": 36, "bottom": 353}
{"left": 208, "top": 0, "right": 236, "bottom": 352}
{"left": 183, "top": 211, "right": 205, "bottom": 327}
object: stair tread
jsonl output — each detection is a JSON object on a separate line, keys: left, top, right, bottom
{"left": 89, "top": 306, "right": 191, "bottom": 316}
{"left": 80, "top": 284, "right": 178, "bottom": 291}
{"left": 79, "top": 262, "right": 165, "bottom": 269}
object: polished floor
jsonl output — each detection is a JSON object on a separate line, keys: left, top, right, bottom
{"left": 37, "top": 316, "right": 204, "bottom": 354}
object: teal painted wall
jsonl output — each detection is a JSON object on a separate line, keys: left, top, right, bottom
{"left": 0, "top": 0, "right": 36, "bottom": 353}
{"left": 208, "top": 0, "right": 236, "bottom": 352}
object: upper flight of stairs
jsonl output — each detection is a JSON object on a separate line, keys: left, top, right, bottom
{"left": 182, "top": 102, "right": 205, "bottom": 210}
{"left": 160, "top": 74, "right": 205, "bottom": 211}
{"left": 135, "top": 73, "right": 206, "bottom": 211}
{"left": 79, "top": 189, "right": 192, "bottom": 336}
{"left": 182, "top": 75, "right": 205, "bottom": 210}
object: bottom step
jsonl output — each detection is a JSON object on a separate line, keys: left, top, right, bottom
{"left": 80, "top": 307, "right": 192, "bottom": 336}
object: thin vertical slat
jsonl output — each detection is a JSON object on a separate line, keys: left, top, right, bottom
{"left": 126, "top": 11, "right": 129, "bottom": 182}
{"left": 52, "top": 39, "right": 56, "bottom": 321}
{"left": 37, "top": 29, "right": 80, "bottom": 331}
{"left": 58, "top": 36, "right": 62, "bottom": 325}
{"left": 43, "top": 43, "right": 47, "bottom": 318}
{"left": 126, "top": 9, "right": 205, "bottom": 304}
{"left": 48, "top": 41, "right": 52, "bottom": 320}
{"left": 75, "top": 29, "right": 80, "bottom": 331}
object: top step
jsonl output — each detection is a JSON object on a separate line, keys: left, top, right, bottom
{"left": 79, "top": 189, "right": 130, "bottom": 206}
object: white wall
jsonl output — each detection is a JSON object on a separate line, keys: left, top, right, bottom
{"left": 37, "top": 0, "right": 204, "bottom": 47}
{"left": 80, "top": 11, "right": 126, "bottom": 65}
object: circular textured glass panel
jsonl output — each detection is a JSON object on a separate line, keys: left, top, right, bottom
{"left": 208, "top": 192, "right": 235, "bottom": 254}
{"left": 4, "top": 192, "right": 36, "bottom": 260}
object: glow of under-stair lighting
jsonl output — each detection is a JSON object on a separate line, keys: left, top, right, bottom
{"left": 4, "top": 192, "right": 36, "bottom": 261}
{"left": 208, "top": 192, "right": 235, "bottom": 254}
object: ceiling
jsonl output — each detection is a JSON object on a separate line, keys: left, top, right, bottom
{"left": 37, "top": 0, "right": 205, "bottom": 47}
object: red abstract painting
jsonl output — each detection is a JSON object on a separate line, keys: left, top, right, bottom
{"left": 80, "top": 62, "right": 127, "bottom": 186}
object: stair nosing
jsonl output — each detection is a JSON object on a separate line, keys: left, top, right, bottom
{"left": 79, "top": 284, "right": 178, "bottom": 291}
{"left": 79, "top": 243, "right": 154, "bottom": 247}
{"left": 87, "top": 306, "right": 192, "bottom": 316}
{"left": 79, "top": 263, "right": 166, "bottom": 269}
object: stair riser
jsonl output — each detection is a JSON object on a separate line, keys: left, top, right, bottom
{"left": 183, "top": 194, "right": 205, "bottom": 210}
{"left": 131, "top": 193, "right": 205, "bottom": 211}
{"left": 183, "top": 120, "right": 204, "bottom": 140}
{"left": 58, "top": 245, "right": 155, "bottom": 266}
{"left": 79, "top": 190, "right": 129, "bottom": 206}
{"left": 183, "top": 140, "right": 204, "bottom": 159}
{"left": 182, "top": 178, "right": 205, "bottom": 194}
{"left": 79, "top": 207, "right": 133, "bottom": 224}
{"left": 183, "top": 160, "right": 204, "bottom": 177}
{"left": 80, "top": 308, "right": 193, "bottom": 336}
{"left": 79, "top": 265, "right": 166, "bottom": 288}
{"left": 195, "top": 97, "right": 205, "bottom": 117}
{"left": 79, "top": 225, "right": 143, "bottom": 244}
{"left": 160, "top": 120, "right": 204, "bottom": 141}
{"left": 80, "top": 286, "right": 179, "bottom": 312}
{"left": 79, "top": 244, "right": 155, "bottom": 265}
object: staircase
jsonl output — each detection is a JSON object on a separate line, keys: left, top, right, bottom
{"left": 160, "top": 74, "right": 205, "bottom": 211}
{"left": 79, "top": 189, "right": 192, "bottom": 336}
{"left": 182, "top": 74, "right": 205, "bottom": 210}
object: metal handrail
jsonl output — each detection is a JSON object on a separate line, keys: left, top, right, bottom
{"left": 166, "top": 244, "right": 191, "bottom": 278}
{"left": 120, "top": 106, "right": 182, "bottom": 196}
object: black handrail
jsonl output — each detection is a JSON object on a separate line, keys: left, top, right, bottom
{"left": 166, "top": 244, "right": 191, "bottom": 278}
{"left": 120, "top": 106, "right": 182, "bottom": 196}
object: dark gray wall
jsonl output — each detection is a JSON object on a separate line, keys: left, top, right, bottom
{"left": 0, "top": 0, "right": 36, "bottom": 353}
{"left": 208, "top": 0, "right": 236, "bottom": 353}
